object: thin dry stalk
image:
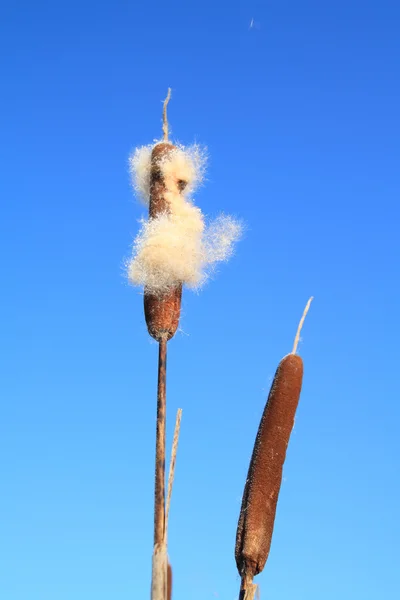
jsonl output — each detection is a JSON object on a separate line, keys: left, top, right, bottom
{"left": 152, "top": 338, "right": 168, "bottom": 600}
{"left": 165, "top": 408, "right": 182, "bottom": 543}
{"left": 292, "top": 296, "right": 313, "bottom": 354}
{"left": 162, "top": 88, "right": 172, "bottom": 142}
{"left": 154, "top": 338, "right": 167, "bottom": 546}
{"left": 239, "top": 575, "right": 258, "bottom": 600}
{"left": 150, "top": 92, "right": 180, "bottom": 600}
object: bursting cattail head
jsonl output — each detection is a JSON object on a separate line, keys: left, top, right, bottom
{"left": 128, "top": 142, "right": 242, "bottom": 292}
{"left": 143, "top": 142, "right": 183, "bottom": 341}
{"left": 127, "top": 94, "right": 242, "bottom": 341}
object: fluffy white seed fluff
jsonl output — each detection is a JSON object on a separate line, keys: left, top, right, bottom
{"left": 127, "top": 143, "right": 242, "bottom": 295}
{"left": 129, "top": 145, "right": 152, "bottom": 203}
{"left": 203, "top": 214, "right": 243, "bottom": 265}
{"left": 129, "top": 142, "right": 206, "bottom": 204}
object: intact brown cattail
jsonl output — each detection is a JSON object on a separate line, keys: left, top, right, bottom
{"left": 235, "top": 298, "right": 313, "bottom": 594}
{"left": 144, "top": 142, "right": 183, "bottom": 342}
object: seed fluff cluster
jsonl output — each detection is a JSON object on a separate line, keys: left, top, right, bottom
{"left": 127, "top": 142, "right": 242, "bottom": 295}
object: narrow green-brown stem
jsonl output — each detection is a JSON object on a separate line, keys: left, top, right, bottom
{"left": 154, "top": 337, "right": 167, "bottom": 546}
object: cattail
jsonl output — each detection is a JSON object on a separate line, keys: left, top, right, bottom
{"left": 127, "top": 103, "right": 242, "bottom": 306}
{"left": 235, "top": 298, "right": 313, "bottom": 598}
{"left": 126, "top": 89, "right": 242, "bottom": 600}
{"left": 144, "top": 142, "right": 183, "bottom": 342}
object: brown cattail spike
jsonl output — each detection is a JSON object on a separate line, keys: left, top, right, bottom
{"left": 144, "top": 141, "right": 183, "bottom": 342}
{"left": 235, "top": 352, "right": 304, "bottom": 579}
{"left": 149, "top": 142, "right": 176, "bottom": 217}
{"left": 235, "top": 299, "right": 312, "bottom": 590}
{"left": 144, "top": 285, "right": 182, "bottom": 342}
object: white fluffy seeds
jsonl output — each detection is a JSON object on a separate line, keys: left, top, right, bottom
{"left": 127, "top": 142, "right": 242, "bottom": 295}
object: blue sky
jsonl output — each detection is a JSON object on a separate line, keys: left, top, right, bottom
{"left": 1, "top": 1, "right": 399, "bottom": 598}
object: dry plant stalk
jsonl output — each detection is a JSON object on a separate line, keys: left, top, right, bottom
{"left": 235, "top": 298, "right": 313, "bottom": 598}
{"left": 153, "top": 406, "right": 182, "bottom": 600}
{"left": 166, "top": 408, "right": 183, "bottom": 541}
{"left": 150, "top": 94, "right": 181, "bottom": 600}
{"left": 239, "top": 577, "right": 258, "bottom": 600}
{"left": 163, "top": 410, "right": 181, "bottom": 600}
{"left": 151, "top": 338, "right": 168, "bottom": 600}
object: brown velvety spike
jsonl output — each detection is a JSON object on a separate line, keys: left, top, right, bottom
{"left": 144, "top": 142, "right": 182, "bottom": 341}
{"left": 144, "top": 285, "right": 182, "bottom": 342}
{"left": 149, "top": 143, "right": 176, "bottom": 217}
{"left": 167, "top": 563, "right": 172, "bottom": 600}
{"left": 235, "top": 353, "right": 303, "bottom": 579}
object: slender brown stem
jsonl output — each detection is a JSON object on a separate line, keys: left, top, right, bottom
{"left": 154, "top": 337, "right": 167, "bottom": 546}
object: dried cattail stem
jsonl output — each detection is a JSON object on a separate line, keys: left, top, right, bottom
{"left": 235, "top": 298, "right": 312, "bottom": 592}
{"left": 152, "top": 338, "right": 168, "bottom": 600}
{"left": 149, "top": 94, "right": 184, "bottom": 600}
{"left": 239, "top": 574, "right": 258, "bottom": 600}
{"left": 154, "top": 338, "right": 167, "bottom": 547}
{"left": 144, "top": 142, "right": 183, "bottom": 342}
{"left": 156, "top": 410, "right": 181, "bottom": 600}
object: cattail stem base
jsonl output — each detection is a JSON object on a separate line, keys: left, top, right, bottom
{"left": 154, "top": 338, "right": 167, "bottom": 545}
{"left": 239, "top": 575, "right": 257, "bottom": 600}
{"left": 151, "top": 338, "right": 168, "bottom": 600}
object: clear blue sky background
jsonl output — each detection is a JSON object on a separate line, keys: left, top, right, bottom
{"left": 1, "top": 1, "right": 399, "bottom": 599}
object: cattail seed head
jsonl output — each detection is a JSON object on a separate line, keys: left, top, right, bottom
{"left": 144, "top": 285, "right": 182, "bottom": 342}
{"left": 144, "top": 143, "right": 183, "bottom": 341}
{"left": 235, "top": 353, "right": 303, "bottom": 578}
{"left": 127, "top": 141, "right": 241, "bottom": 299}
{"left": 149, "top": 143, "right": 180, "bottom": 216}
